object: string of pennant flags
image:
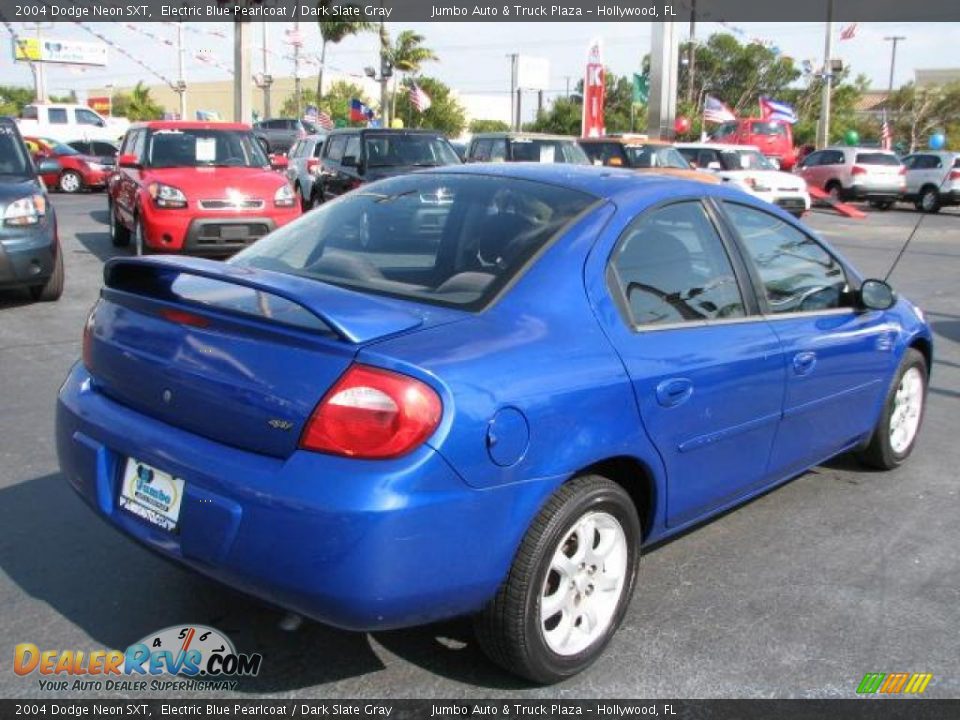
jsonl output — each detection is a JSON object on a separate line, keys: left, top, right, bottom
{"left": 73, "top": 21, "right": 179, "bottom": 90}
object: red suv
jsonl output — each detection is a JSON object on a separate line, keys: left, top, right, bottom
{"left": 108, "top": 121, "right": 301, "bottom": 255}
{"left": 711, "top": 118, "right": 797, "bottom": 170}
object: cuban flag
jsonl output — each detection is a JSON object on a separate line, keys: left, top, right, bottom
{"left": 759, "top": 97, "right": 798, "bottom": 124}
{"left": 349, "top": 99, "right": 375, "bottom": 123}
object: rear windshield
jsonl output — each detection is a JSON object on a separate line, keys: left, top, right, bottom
{"left": 509, "top": 139, "right": 590, "bottom": 164}
{"left": 855, "top": 153, "right": 900, "bottom": 166}
{"left": 230, "top": 174, "right": 596, "bottom": 310}
{"left": 146, "top": 129, "right": 269, "bottom": 168}
{"left": 364, "top": 133, "right": 461, "bottom": 168}
{"left": 0, "top": 125, "right": 31, "bottom": 176}
{"left": 624, "top": 144, "right": 690, "bottom": 169}
{"left": 750, "top": 122, "right": 788, "bottom": 136}
{"left": 723, "top": 149, "right": 776, "bottom": 171}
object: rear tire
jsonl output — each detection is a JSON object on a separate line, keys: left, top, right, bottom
{"left": 29, "top": 246, "right": 64, "bottom": 302}
{"left": 919, "top": 186, "right": 941, "bottom": 214}
{"left": 109, "top": 200, "right": 131, "bottom": 247}
{"left": 474, "top": 475, "right": 641, "bottom": 684}
{"left": 59, "top": 170, "right": 83, "bottom": 194}
{"left": 859, "top": 349, "right": 928, "bottom": 470}
{"left": 825, "top": 181, "right": 842, "bottom": 202}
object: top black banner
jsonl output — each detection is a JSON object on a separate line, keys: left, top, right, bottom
{"left": 1, "top": 0, "right": 959, "bottom": 23}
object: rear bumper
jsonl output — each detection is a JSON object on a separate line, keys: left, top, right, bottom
{"left": 140, "top": 204, "right": 300, "bottom": 255}
{"left": 845, "top": 184, "right": 904, "bottom": 201}
{"left": 0, "top": 219, "right": 57, "bottom": 289}
{"left": 56, "top": 363, "right": 552, "bottom": 631}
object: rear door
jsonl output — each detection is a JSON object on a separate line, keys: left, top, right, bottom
{"left": 320, "top": 135, "right": 347, "bottom": 199}
{"left": 594, "top": 199, "right": 785, "bottom": 527}
{"left": 719, "top": 201, "right": 896, "bottom": 475}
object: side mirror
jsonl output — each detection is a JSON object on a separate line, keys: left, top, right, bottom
{"left": 859, "top": 279, "right": 896, "bottom": 311}
{"left": 118, "top": 153, "right": 140, "bottom": 169}
{"left": 37, "top": 159, "right": 61, "bottom": 174}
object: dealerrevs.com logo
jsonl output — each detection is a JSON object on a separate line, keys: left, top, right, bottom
{"left": 14, "top": 625, "right": 263, "bottom": 692}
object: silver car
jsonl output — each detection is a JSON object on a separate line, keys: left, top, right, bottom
{"left": 284, "top": 134, "right": 327, "bottom": 211}
{"left": 795, "top": 146, "right": 905, "bottom": 209}
{"left": 902, "top": 151, "right": 960, "bottom": 213}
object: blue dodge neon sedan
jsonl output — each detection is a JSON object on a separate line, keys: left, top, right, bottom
{"left": 57, "top": 164, "right": 932, "bottom": 683}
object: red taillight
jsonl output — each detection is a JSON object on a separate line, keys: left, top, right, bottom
{"left": 159, "top": 308, "right": 210, "bottom": 328}
{"left": 851, "top": 165, "right": 867, "bottom": 176}
{"left": 306, "top": 158, "right": 319, "bottom": 173}
{"left": 300, "top": 364, "right": 442, "bottom": 459}
{"left": 949, "top": 169, "right": 960, "bottom": 180}
{"left": 898, "top": 166, "right": 907, "bottom": 175}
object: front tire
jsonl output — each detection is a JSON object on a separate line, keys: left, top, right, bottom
{"left": 859, "top": 348, "right": 928, "bottom": 470}
{"left": 133, "top": 215, "right": 150, "bottom": 256}
{"left": 29, "top": 246, "right": 64, "bottom": 302}
{"left": 474, "top": 475, "right": 640, "bottom": 684}
{"left": 109, "top": 200, "right": 131, "bottom": 247}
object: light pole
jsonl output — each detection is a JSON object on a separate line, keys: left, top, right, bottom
{"left": 816, "top": 0, "right": 834, "bottom": 148}
{"left": 176, "top": 23, "right": 187, "bottom": 119}
{"left": 884, "top": 36, "right": 905, "bottom": 97}
{"left": 260, "top": 22, "right": 273, "bottom": 118}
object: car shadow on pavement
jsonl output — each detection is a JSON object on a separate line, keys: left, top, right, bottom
{"left": 0, "top": 288, "right": 35, "bottom": 308}
{"left": 0, "top": 472, "right": 528, "bottom": 691}
{"left": 931, "top": 319, "right": 960, "bottom": 344}
{"left": 74, "top": 231, "right": 128, "bottom": 264}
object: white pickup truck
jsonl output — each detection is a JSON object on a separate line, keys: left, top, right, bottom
{"left": 16, "top": 104, "right": 129, "bottom": 144}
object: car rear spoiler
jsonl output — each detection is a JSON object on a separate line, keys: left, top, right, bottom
{"left": 103, "top": 256, "right": 423, "bottom": 344}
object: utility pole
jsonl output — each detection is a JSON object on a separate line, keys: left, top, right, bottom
{"left": 176, "top": 23, "right": 187, "bottom": 120}
{"left": 293, "top": 20, "right": 301, "bottom": 117}
{"left": 233, "top": 20, "right": 252, "bottom": 124}
{"left": 884, "top": 36, "right": 905, "bottom": 96}
{"left": 34, "top": 23, "right": 47, "bottom": 102}
{"left": 564, "top": 75, "right": 571, "bottom": 98}
{"left": 817, "top": 0, "right": 834, "bottom": 148}
{"left": 379, "top": 21, "right": 391, "bottom": 127}
{"left": 686, "top": 0, "right": 696, "bottom": 104}
{"left": 261, "top": 22, "right": 273, "bottom": 118}
{"left": 508, "top": 53, "right": 519, "bottom": 130}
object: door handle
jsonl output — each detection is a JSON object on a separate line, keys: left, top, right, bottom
{"left": 792, "top": 351, "right": 817, "bottom": 375}
{"left": 656, "top": 378, "right": 694, "bottom": 408}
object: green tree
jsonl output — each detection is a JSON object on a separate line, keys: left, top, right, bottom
{"left": 887, "top": 82, "right": 960, "bottom": 151}
{"left": 394, "top": 76, "right": 466, "bottom": 136}
{"left": 316, "top": 9, "right": 375, "bottom": 101}
{"left": 281, "top": 81, "right": 372, "bottom": 127}
{"left": 676, "top": 34, "right": 800, "bottom": 115}
{"left": 525, "top": 71, "right": 643, "bottom": 136}
{"left": 0, "top": 85, "right": 35, "bottom": 116}
{"left": 525, "top": 96, "right": 581, "bottom": 135}
{"left": 469, "top": 119, "right": 510, "bottom": 133}
{"left": 780, "top": 69, "right": 869, "bottom": 146}
{"left": 388, "top": 30, "right": 438, "bottom": 119}
{"left": 112, "top": 82, "right": 163, "bottom": 121}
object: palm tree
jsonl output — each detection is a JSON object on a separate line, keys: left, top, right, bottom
{"left": 114, "top": 82, "right": 163, "bottom": 121}
{"left": 317, "top": 10, "right": 375, "bottom": 101}
{"left": 388, "top": 30, "right": 438, "bottom": 120}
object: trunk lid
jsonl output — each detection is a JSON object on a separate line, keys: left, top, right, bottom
{"left": 85, "top": 257, "right": 464, "bottom": 458}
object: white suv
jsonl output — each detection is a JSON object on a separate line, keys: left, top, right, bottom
{"left": 794, "top": 146, "right": 905, "bottom": 209}
{"left": 902, "top": 151, "right": 960, "bottom": 213}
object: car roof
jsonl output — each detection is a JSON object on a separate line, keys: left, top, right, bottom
{"left": 326, "top": 128, "right": 445, "bottom": 135}
{"left": 825, "top": 146, "right": 898, "bottom": 154}
{"left": 417, "top": 161, "right": 715, "bottom": 201}
{"left": 580, "top": 137, "right": 673, "bottom": 146}
{"left": 128, "top": 121, "right": 251, "bottom": 131}
{"left": 472, "top": 132, "right": 578, "bottom": 141}
{"left": 676, "top": 143, "right": 761, "bottom": 152}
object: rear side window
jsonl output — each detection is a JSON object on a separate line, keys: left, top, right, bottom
{"left": 724, "top": 203, "right": 849, "bottom": 314}
{"left": 471, "top": 139, "right": 493, "bottom": 161}
{"left": 326, "top": 136, "right": 346, "bottom": 162}
{"left": 855, "top": 153, "right": 900, "bottom": 166}
{"left": 609, "top": 202, "right": 745, "bottom": 327}
{"left": 48, "top": 108, "right": 68, "bottom": 125}
{"left": 230, "top": 174, "right": 596, "bottom": 310}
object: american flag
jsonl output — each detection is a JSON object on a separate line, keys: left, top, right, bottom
{"left": 316, "top": 110, "right": 334, "bottom": 131}
{"left": 409, "top": 83, "right": 432, "bottom": 113}
{"left": 840, "top": 23, "right": 858, "bottom": 41}
{"left": 881, "top": 120, "right": 892, "bottom": 151}
{"left": 703, "top": 95, "right": 736, "bottom": 124}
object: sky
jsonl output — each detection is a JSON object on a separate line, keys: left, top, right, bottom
{"left": 2, "top": 20, "right": 957, "bottom": 112}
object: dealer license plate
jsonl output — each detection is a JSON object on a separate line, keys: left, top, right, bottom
{"left": 118, "top": 459, "right": 185, "bottom": 532}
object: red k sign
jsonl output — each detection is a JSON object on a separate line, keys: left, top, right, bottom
{"left": 582, "top": 38, "right": 605, "bottom": 138}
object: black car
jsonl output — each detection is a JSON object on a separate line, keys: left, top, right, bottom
{"left": 0, "top": 117, "right": 63, "bottom": 301}
{"left": 465, "top": 132, "right": 590, "bottom": 164}
{"left": 67, "top": 139, "right": 119, "bottom": 168}
{"left": 317, "top": 128, "right": 461, "bottom": 202}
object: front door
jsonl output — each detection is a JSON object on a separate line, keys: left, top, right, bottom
{"left": 719, "top": 201, "right": 897, "bottom": 476}
{"left": 596, "top": 200, "right": 786, "bottom": 527}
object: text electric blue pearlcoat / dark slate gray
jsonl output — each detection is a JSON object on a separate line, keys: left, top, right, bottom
{"left": 57, "top": 164, "right": 932, "bottom": 632}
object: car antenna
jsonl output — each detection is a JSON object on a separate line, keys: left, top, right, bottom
{"left": 883, "top": 162, "right": 952, "bottom": 282}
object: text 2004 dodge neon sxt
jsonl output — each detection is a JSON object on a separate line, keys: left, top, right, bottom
{"left": 58, "top": 164, "right": 931, "bottom": 683}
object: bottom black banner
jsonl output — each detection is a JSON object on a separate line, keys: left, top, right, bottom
{"left": 3, "top": 700, "right": 959, "bottom": 720}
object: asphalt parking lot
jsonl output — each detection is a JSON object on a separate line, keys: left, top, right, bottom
{"left": 1, "top": 194, "right": 958, "bottom": 699}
